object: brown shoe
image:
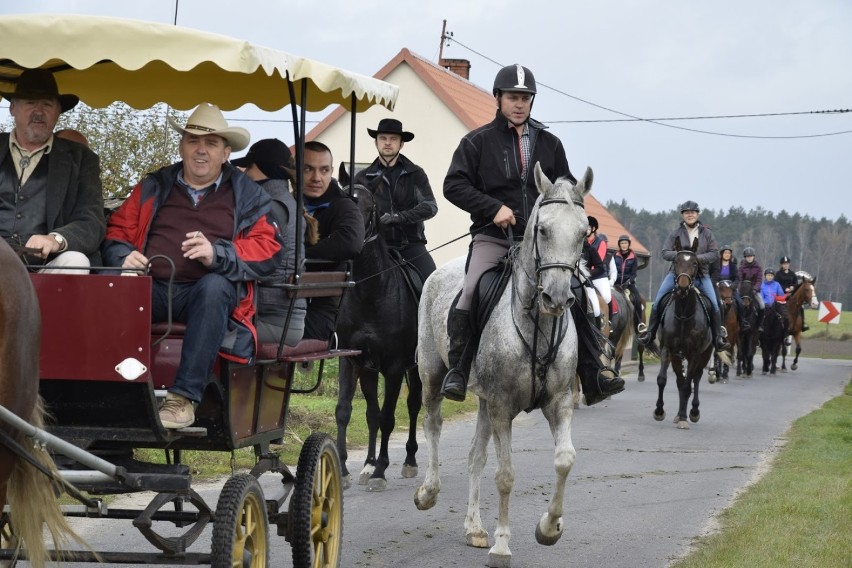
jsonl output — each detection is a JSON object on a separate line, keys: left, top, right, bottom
{"left": 159, "top": 392, "right": 195, "bottom": 429}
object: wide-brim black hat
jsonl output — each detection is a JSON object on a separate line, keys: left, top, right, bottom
{"left": 0, "top": 68, "right": 79, "bottom": 113}
{"left": 367, "top": 118, "right": 414, "bottom": 142}
{"left": 231, "top": 138, "right": 296, "bottom": 180}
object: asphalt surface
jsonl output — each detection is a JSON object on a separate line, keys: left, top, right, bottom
{"left": 62, "top": 356, "right": 850, "bottom": 568}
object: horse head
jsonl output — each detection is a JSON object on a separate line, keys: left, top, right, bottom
{"left": 672, "top": 238, "right": 699, "bottom": 295}
{"left": 717, "top": 279, "right": 734, "bottom": 306}
{"left": 798, "top": 279, "right": 819, "bottom": 308}
{"left": 524, "top": 162, "right": 592, "bottom": 317}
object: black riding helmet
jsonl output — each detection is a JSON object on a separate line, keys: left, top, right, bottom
{"left": 743, "top": 246, "right": 756, "bottom": 257}
{"left": 679, "top": 200, "right": 700, "bottom": 213}
{"left": 493, "top": 64, "right": 537, "bottom": 96}
{"left": 587, "top": 216, "right": 599, "bottom": 231}
{"left": 720, "top": 244, "right": 733, "bottom": 254}
{"left": 618, "top": 234, "right": 631, "bottom": 245}
{"left": 765, "top": 268, "right": 776, "bottom": 276}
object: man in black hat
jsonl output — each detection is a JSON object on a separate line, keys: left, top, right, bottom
{"left": 354, "top": 118, "right": 437, "bottom": 280}
{"left": 0, "top": 68, "right": 105, "bottom": 272}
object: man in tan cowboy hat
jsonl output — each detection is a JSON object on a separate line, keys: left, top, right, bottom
{"left": 354, "top": 118, "right": 437, "bottom": 280}
{"left": 0, "top": 68, "right": 104, "bottom": 273}
{"left": 103, "top": 103, "right": 285, "bottom": 429}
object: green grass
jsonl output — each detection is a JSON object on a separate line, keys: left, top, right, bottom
{"left": 803, "top": 307, "right": 852, "bottom": 341}
{"left": 135, "top": 361, "right": 478, "bottom": 477}
{"left": 671, "top": 380, "right": 852, "bottom": 568}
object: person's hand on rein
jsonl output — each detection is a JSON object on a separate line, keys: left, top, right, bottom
{"left": 493, "top": 205, "right": 516, "bottom": 230}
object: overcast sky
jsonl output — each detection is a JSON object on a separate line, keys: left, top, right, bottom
{"left": 6, "top": 0, "right": 851, "bottom": 220}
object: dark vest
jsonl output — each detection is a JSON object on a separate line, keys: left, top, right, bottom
{"left": 145, "top": 181, "right": 235, "bottom": 281}
{"left": 0, "top": 152, "right": 49, "bottom": 245}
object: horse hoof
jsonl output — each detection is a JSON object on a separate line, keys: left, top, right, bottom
{"left": 367, "top": 477, "right": 387, "bottom": 492}
{"left": 791, "top": 364, "right": 798, "bottom": 371}
{"left": 653, "top": 410, "right": 665, "bottom": 422}
{"left": 721, "top": 378, "right": 728, "bottom": 384}
{"left": 690, "top": 412, "right": 700, "bottom": 423}
{"left": 358, "top": 466, "right": 375, "bottom": 486}
{"left": 342, "top": 474, "right": 352, "bottom": 491}
{"left": 677, "top": 420, "right": 690, "bottom": 429}
{"left": 535, "top": 515, "right": 563, "bottom": 546}
{"left": 414, "top": 487, "right": 437, "bottom": 511}
{"left": 638, "top": 374, "right": 645, "bottom": 382}
{"left": 708, "top": 373, "right": 717, "bottom": 384}
{"left": 401, "top": 463, "right": 418, "bottom": 479}
{"left": 466, "top": 530, "right": 490, "bottom": 549}
{"left": 487, "top": 551, "right": 512, "bottom": 568}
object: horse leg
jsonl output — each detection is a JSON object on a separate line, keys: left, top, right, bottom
{"left": 637, "top": 345, "right": 645, "bottom": 382}
{"left": 485, "top": 405, "right": 514, "bottom": 568}
{"left": 414, "top": 374, "right": 444, "bottom": 511}
{"left": 654, "top": 352, "right": 669, "bottom": 421}
{"left": 402, "top": 366, "right": 422, "bottom": 479}
{"left": 367, "top": 370, "right": 405, "bottom": 492}
{"left": 535, "top": 396, "right": 575, "bottom": 547}
{"left": 792, "top": 337, "right": 801, "bottom": 371}
{"left": 465, "top": 400, "right": 492, "bottom": 549}
{"left": 335, "top": 358, "right": 359, "bottom": 486}
{"left": 672, "top": 356, "right": 691, "bottom": 429}
{"left": 357, "top": 368, "right": 381, "bottom": 485}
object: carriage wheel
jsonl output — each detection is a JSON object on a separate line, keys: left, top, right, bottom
{"left": 0, "top": 521, "right": 18, "bottom": 568}
{"left": 290, "top": 433, "right": 343, "bottom": 568}
{"left": 211, "top": 473, "right": 269, "bottom": 568}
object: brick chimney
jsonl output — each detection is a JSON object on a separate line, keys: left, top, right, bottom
{"left": 440, "top": 58, "right": 471, "bottom": 80}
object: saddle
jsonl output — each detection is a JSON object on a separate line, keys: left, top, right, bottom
{"left": 447, "top": 256, "right": 512, "bottom": 337}
{"left": 387, "top": 248, "right": 424, "bottom": 303}
{"left": 659, "top": 287, "right": 712, "bottom": 327}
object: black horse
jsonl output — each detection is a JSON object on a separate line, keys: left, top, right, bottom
{"left": 654, "top": 239, "right": 715, "bottom": 429}
{"left": 737, "top": 281, "right": 760, "bottom": 378}
{"left": 760, "top": 302, "right": 787, "bottom": 375}
{"left": 333, "top": 174, "right": 422, "bottom": 491}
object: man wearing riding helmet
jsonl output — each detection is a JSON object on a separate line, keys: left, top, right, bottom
{"left": 776, "top": 255, "right": 808, "bottom": 332}
{"left": 739, "top": 246, "right": 765, "bottom": 332}
{"left": 613, "top": 234, "right": 642, "bottom": 330}
{"left": 638, "top": 200, "right": 731, "bottom": 355}
{"left": 440, "top": 63, "right": 624, "bottom": 405}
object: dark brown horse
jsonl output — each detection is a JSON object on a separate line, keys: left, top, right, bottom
{"left": 782, "top": 277, "right": 818, "bottom": 371}
{"left": 654, "top": 239, "right": 714, "bottom": 429}
{"left": 737, "top": 281, "right": 760, "bottom": 378}
{"left": 713, "top": 280, "right": 739, "bottom": 382}
{"left": 610, "top": 286, "right": 648, "bottom": 380}
{"left": 0, "top": 240, "right": 81, "bottom": 567}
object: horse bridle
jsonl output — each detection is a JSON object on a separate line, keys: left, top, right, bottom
{"left": 531, "top": 196, "right": 584, "bottom": 281}
{"left": 674, "top": 251, "right": 699, "bottom": 293}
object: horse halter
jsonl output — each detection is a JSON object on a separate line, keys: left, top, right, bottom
{"left": 674, "top": 251, "right": 698, "bottom": 290}
{"left": 532, "top": 197, "right": 583, "bottom": 280}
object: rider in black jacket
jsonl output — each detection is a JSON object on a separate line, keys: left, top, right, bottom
{"left": 440, "top": 64, "right": 624, "bottom": 406}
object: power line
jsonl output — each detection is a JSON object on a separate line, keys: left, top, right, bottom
{"left": 443, "top": 34, "right": 852, "bottom": 139}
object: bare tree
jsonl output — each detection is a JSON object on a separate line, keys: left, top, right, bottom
{"left": 795, "top": 220, "right": 810, "bottom": 269}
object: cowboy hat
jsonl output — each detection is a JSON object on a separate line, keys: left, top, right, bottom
{"left": 367, "top": 118, "right": 414, "bottom": 142}
{"left": 231, "top": 138, "right": 296, "bottom": 181}
{"left": 0, "top": 68, "right": 79, "bottom": 113}
{"left": 167, "top": 103, "right": 250, "bottom": 151}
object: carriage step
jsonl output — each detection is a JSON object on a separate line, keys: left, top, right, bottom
{"left": 164, "top": 426, "right": 207, "bottom": 437}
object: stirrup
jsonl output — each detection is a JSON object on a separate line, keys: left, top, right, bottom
{"left": 718, "top": 326, "right": 728, "bottom": 339}
{"left": 637, "top": 322, "right": 648, "bottom": 334}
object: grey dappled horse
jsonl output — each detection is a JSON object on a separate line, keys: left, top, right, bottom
{"left": 414, "top": 163, "right": 591, "bottom": 568}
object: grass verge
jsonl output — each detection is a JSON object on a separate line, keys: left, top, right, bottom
{"left": 670, "top": 380, "right": 852, "bottom": 568}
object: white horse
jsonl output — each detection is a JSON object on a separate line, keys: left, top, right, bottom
{"left": 414, "top": 163, "right": 592, "bottom": 568}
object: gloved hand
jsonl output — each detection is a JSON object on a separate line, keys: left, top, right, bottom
{"left": 379, "top": 212, "right": 403, "bottom": 226}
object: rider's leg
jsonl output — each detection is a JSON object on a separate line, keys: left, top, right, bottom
{"left": 441, "top": 238, "right": 508, "bottom": 401}
{"left": 572, "top": 301, "right": 625, "bottom": 406}
{"left": 734, "top": 291, "right": 749, "bottom": 330}
{"left": 699, "top": 276, "right": 730, "bottom": 351}
{"left": 638, "top": 272, "right": 674, "bottom": 347}
{"left": 755, "top": 293, "right": 766, "bottom": 333}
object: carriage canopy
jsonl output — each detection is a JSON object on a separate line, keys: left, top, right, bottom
{"left": 0, "top": 13, "right": 398, "bottom": 113}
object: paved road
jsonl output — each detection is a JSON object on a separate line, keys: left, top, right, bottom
{"left": 65, "top": 357, "right": 850, "bottom": 568}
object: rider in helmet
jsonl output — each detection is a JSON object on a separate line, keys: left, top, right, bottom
{"left": 709, "top": 244, "right": 747, "bottom": 330}
{"left": 760, "top": 268, "right": 789, "bottom": 335}
{"left": 586, "top": 217, "right": 614, "bottom": 327}
{"left": 613, "top": 234, "right": 643, "bottom": 330}
{"left": 739, "top": 246, "right": 765, "bottom": 332}
{"left": 441, "top": 64, "right": 624, "bottom": 405}
{"left": 638, "top": 200, "right": 732, "bottom": 354}
{"left": 776, "top": 255, "right": 808, "bottom": 332}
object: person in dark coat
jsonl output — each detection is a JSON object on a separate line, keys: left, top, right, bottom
{"left": 439, "top": 64, "right": 623, "bottom": 406}
{"left": 739, "top": 247, "right": 765, "bottom": 332}
{"left": 232, "top": 138, "right": 306, "bottom": 347}
{"left": 613, "top": 235, "right": 642, "bottom": 330}
{"left": 354, "top": 118, "right": 437, "bottom": 280}
{"left": 776, "top": 255, "right": 808, "bottom": 332}
{"left": 0, "top": 68, "right": 104, "bottom": 272}
{"left": 301, "top": 141, "right": 365, "bottom": 341}
{"left": 709, "top": 245, "right": 747, "bottom": 330}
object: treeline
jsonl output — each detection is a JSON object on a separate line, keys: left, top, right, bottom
{"left": 605, "top": 200, "right": 851, "bottom": 307}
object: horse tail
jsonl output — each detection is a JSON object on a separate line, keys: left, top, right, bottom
{"left": 6, "top": 397, "right": 89, "bottom": 567}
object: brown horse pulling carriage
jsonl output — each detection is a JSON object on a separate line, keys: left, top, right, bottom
{"left": 0, "top": 14, "right": 398, "bottom": 568}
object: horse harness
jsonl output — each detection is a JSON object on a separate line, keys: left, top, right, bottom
{"left": 511, "top": 195, "right": 584, "bottom": 412}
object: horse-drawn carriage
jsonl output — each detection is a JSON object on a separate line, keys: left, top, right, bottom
{"left": 0, "top": 14, "right": 397, "bottom": 568}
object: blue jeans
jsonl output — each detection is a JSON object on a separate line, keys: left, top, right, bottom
{"left": 152, "top": 274, "right": 237, "bottom": 402}
{"left": 654, "top": 273, "right": 720, "bottom": 313}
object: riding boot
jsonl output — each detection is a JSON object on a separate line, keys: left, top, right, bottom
{"left": 756, "top": 308, "right": 765, "bottom": 333}
{"left": 573, "top": 305, "right": 625, "bottom": 406}
{"left": 800, "top": 306, "right": 809, "bottom": 331}
{"left": 440, "top": 309, "right": 473, "bottom": 402}
{"left": 637, "top": 303, "right": 660, "bottom": 355}
{"left": 710, "top": 309, "right": 731, "bottom": 352}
